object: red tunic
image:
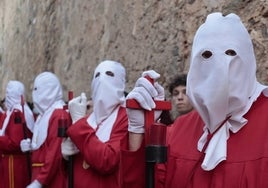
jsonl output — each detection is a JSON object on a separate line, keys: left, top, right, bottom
{"left": 0, "top": 109, "right": 32, "bottom": 188}
{"left": 31, "top": 109, "right": 69, "bottom": 187}
{"left": 121, "top": 93, "right": 268, "bottom": 188}
{"left": 67, "top": 107, "right": 128, "bottom": 188}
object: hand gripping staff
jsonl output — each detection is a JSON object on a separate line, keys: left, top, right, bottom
{"left": 14, "top": 95, "right": 32, "bottom": 182}
{"left": 126, "top": 76, "right": 171, "bottom": 188}
{"left": 58, "top": 91, "right": 74, "bottom": 188}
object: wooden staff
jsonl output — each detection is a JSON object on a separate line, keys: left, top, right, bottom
{"left": 58, "top": 91, "right": 74, "bottom": 188}
{"left": 20, "top": 95, "right": 32, "bottom": 182}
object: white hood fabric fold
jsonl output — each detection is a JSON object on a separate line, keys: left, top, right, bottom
{"left": 31, "top": 72, "right": 65, "bottom": 150}
{"left": 0, "top": 80, "right": 34, "bottom": 136}
{"left": 187, "top": 12, "right": 268, "bottom": 170}
{"left": 87, "top": 60, "right": 126, "bottom": 142}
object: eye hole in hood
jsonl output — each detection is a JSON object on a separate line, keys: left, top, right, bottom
{"left": 225, "top": 49, "right": 237, "bottom": 56}
{"left": 202, "top": 50, "right": 213, "bottom": 59}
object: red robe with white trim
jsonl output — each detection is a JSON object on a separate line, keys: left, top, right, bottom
{"left": 121, "top": 93, "right": 268, "bottom": 188}
{"left": 67, "top": 107, "right": 128, "bottom": 188}
{"left": 0, "top": 109, "right": 32, "bottom": 188}
{"left": 31, "top": 109, "right": 69, "bottom": 187}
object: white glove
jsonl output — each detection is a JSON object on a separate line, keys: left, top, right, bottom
{"left": 68, "top": 92, "right": 87, "bottom": 123}
{"left": 127, "top": 70, "right": 165, "bottom": 133}
{"left": 61, "top": 137, "right": 79, "bottom": 159}
{"left": 20, "top": 138, "right": 32, "bottom": 152}
{"left": 26, "top": 180, "right": 42, "bottom": 188}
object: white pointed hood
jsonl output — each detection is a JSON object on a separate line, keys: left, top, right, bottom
{"left": 187, "top": 12, "right": 267, "bottom": 170}
{"left": 87, "top": 60, "right": 126, "bottom": 142}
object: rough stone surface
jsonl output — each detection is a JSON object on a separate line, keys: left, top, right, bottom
{"left": 0, "top": 0, "right": 267, "bottom": 102}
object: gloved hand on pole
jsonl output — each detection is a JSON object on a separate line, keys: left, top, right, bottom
{"left": 20, "top": 138, "right": 32, "bottom": 152}
{"left": 127, "top": 70, "right": 165, "bottom": 134}
{"left": 68, "top": 92, "right": 87, "bottom": 123}
{"left": 61, "top": 137, "right": 79, "bottom": 160}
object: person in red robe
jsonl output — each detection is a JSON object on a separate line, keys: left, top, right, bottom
{"left": 61, "top": 60, "right": 128, "bottom": 188}
{"left": 0, "top": 80, "right": 35, "bottom": 188}
{"left": 20, "top": 72, "right": 69, "bottom": 188}
{"left": 121, "top": 12, "right": 268, "bottom": 188}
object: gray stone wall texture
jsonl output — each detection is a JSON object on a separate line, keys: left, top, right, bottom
{"left": 0, "top": 0, "right": 267, "bottom": 103}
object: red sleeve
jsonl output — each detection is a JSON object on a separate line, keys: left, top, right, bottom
{"left": 119, "top": 133, "right": 146, "bottom": 188}
{"left": 0, "top": 112, "right": 6, "bottom": 129}
{"left": 36, "top": 109, "right": 69, "bottom": 184}
{"left": 67, "top": 107, "right": 128, "bottom": 174}
{"left": 0, "top": 110, "right": 32, "bottom": 153}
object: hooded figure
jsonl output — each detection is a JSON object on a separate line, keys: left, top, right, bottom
{"left": 1, "top": 80, "right": 34, "bottom": 135}
{"left": 31, "top": 72, "right": 65, "bottom": 150}
{"left": 187, "top": 12, "right": 268, "bottom": 171}
{"left": 87, "top": 60, "right": 126, "bottom": 142}
{"left": 20, "top": 72, "right": 69, "bottom": 188}
{"left": 0, "top": 80, "right": 34, "bottom": 188}
{"left": 62, "top": 60, "right": 128, "bottom": 188}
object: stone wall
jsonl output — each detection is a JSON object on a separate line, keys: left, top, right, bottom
{"left": 0, "top": 0, "right": 267, "bottom": 102}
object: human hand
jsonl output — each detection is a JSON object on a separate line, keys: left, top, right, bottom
{"left": 127, "top": 70, "right": 165, "bottom": 133}
{"left": 26, "top": 180, "right": 42, "bottom": 188}
{"left": 61, "top": 137, "right": 79, "bottom": 159}
{"left": 68, "top": 92, "right": 87, "bottom": 123}
{"left": 20, "top": 138, "right": 32, "bottom": 152}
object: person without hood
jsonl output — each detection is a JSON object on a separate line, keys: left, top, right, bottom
{"left": 0, "top": 80, "right": 34, "bottom": 188}
{"left": 120, "top": 12, "right": 268, "bottom": 188}
{"left": 61, "top": 60, "right": 128, "bottom": 188}
{"left": 168, "top": 73, "right": 193, "bottom": 121}
{"left": 20, "top": 72, "right": 70, "bottom": 188}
